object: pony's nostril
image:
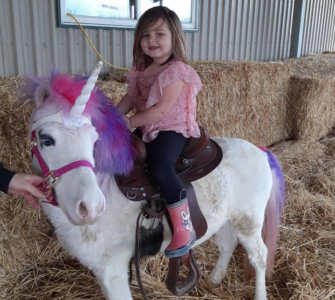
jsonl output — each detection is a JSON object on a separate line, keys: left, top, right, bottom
{"left": 77, "top": 201, "right": 89, "bottom": 219}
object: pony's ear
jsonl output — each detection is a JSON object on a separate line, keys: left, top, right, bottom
{"left": 34, "top": 83, "right": 51, "bottom": 108}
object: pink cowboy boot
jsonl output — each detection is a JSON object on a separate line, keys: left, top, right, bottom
{"left": 165, "top": 198, "right": 196, "bottom": 258}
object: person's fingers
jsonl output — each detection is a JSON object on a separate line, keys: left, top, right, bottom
{"left": 7, "top": 188, "right": 24, "bottom": 196}
{"left": 26, "top": 174, "right": 44, "bottom": 186}
{"left": 28, "top": 175, "right": 49, "bottom": 198}
{"left": 22, "top": 193, "right": 39, "bottom": 210}
{"left": 25, "top": 184, "right": 45, "bottom": 198}
{"left": 8, "top": 189, "right": 40, "bottom": 209}
{"left": 122, "top": 115, "right": 130, "bottom": 128}
{"left": 45, "top": 189, "right": 54, "bottom": 201}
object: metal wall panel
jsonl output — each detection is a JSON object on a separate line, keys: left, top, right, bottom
{"left": 0, "top": 0, "right": 334, "bottom": 77}
{"left": 301, "top": 0, "right": 335, "bottom": 56}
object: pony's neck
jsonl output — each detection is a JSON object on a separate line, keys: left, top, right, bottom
{"left": 96, "top": 172, "right": 115, "bottom": 197}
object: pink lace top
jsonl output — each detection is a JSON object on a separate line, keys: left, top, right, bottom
{"left": 127, "top": 60, "right": 202, "bottom": 142}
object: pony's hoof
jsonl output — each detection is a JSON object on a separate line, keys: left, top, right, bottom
{"left": 209, "top": 271, "right": 223, "bottom": 286}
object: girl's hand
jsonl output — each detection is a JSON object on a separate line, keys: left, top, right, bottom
{"left": 122, "top": 115, "right": 131, "bottom": 129}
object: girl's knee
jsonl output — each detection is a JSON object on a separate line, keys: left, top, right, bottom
{"left": 150, "top": 167, "right": 170, "bottom": 185}
{"left": 148, "top": 161, "right": 173, "bottom": 177}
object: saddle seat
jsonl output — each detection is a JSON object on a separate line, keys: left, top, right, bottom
{"left": 116, "top": 126, "right": 223, "bottom": 203}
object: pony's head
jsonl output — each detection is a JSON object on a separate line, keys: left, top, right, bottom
{"left": 21, "top": 62, "right": 135, "bottom": 226}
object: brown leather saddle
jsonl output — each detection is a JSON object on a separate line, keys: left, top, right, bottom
{"left": 116, "top": 126, "right": 223, "bottom": 298}
{"left": 116, "top": 126, "right": 222, "bottom": 202}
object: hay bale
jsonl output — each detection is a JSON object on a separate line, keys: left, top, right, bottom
{"left": 0, "top": 78, "right": 32, "bottom": 174}
{"left": 99, "top": 71, "right": 128, "bottom": 104}
{"left": 194, "top": 60, "right": 291, "bottom": 146}
{"left": 286, "top": 53, "right": 335, "bottom": 140}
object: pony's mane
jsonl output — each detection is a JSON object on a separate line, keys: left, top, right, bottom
{"left": 21, "top": 72, "right": 135, "bottom": 176}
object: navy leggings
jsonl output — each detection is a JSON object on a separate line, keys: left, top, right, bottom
{"left": 146, "top": 131, "right": 187, "bottom": 204}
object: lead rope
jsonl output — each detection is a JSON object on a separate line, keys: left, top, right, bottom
{"left": 135, "top": 211, "right": 149, "bottom": 300}
{"left": 134, "top": 200, "right": 166, "bottom": 300}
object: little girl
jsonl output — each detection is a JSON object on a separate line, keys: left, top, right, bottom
{"left": 117, "top": 6, "right": 202, "bottom": 258}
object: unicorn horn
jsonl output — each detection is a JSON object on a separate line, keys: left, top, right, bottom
{"left": 66, "top": 61, "right": 103, "bottom": 126}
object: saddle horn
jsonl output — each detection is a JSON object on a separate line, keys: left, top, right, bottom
{"left": 65, "top": 61, "right": 103, "bottom": 126}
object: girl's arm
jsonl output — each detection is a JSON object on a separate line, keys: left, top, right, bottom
{"left": 130, "top": 81, "right": 184, "bottom": 128}
{"left": 116, "top": 94, "right": 134, "bottom": 115}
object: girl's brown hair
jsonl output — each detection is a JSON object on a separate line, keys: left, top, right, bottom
{"left": 133, "top": 6, "right": 188, "bottom": 70}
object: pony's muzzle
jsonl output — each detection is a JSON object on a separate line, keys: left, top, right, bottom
{"left": 75, "top": 199, "right": 105, "bottom": 225}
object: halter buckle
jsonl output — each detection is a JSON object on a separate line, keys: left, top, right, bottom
{"left": 43, "top": 172, "right": 59, "bottom": 190}
{"left": 30, "top": 138, "right": 37, "bottom": 151}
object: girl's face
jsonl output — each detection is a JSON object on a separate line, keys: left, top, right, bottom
{"left": 140, "top": 18, "right": 173, "bottom": 65}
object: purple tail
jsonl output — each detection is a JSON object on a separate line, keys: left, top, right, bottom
{"left": 262, "top": 148, "right": 285, "bottom": 279}
{"left": 245, "top": 147, "right": 285, "bottom": 280}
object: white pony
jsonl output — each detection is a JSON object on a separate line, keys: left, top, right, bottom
{"left": 22, "top": 63, "right": 285, "bottom": 300}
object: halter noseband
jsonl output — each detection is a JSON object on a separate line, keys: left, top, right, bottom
{"left": 30, "top": 112, "right": 94, "bottom": 206}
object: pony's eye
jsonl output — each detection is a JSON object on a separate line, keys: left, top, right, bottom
{"left": 42, "top": 139, "right": 54, "bottom": 146}
{"left": 39, "top": 133, "right": 55, "bottom": 147}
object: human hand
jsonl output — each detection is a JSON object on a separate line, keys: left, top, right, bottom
{"left": 122, "top": 115, "right": 131, "bottom": 129}
{"left": 8, "top": 173, "right": 53, "bottom": 209}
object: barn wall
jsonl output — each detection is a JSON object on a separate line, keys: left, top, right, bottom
{"left": 301, "top": 0, "right": 335, "bottom": 56}
{"left": 0, "top": 0, "right": 334, "bottom": 77}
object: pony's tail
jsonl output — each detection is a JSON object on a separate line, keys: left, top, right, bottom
{"left": 262, "top": 148, "right": 285, "bottom": 280}
{"left": 245, "top": 147, "right": 285, "bottom": 281}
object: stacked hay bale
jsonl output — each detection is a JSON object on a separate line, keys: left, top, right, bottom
{"left": 194, "top": 61, "right": 292, "bottom": 146}
{"left": 286, "top": 53, "right": 335, "bottom": 140}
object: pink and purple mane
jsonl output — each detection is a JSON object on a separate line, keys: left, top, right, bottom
{"left": 21, "top": 72, "right": 135, "bottom": 176}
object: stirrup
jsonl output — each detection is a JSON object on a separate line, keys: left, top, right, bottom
{"left": 166, "top": 250, "right": 200, "bottom": 296}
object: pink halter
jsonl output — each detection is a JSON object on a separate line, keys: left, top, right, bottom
{"left": 30, "top": 130, "right": 94, "bottom": 206}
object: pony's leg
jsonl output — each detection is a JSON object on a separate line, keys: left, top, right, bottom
{"left": 236, "top": 230, "right": 267, "bottom": 300}
{"left": 93, "top": 257, "right": 133, "bottom": 300}
{"left": 210, "top": 222, "right": 238, "bottom": 285}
